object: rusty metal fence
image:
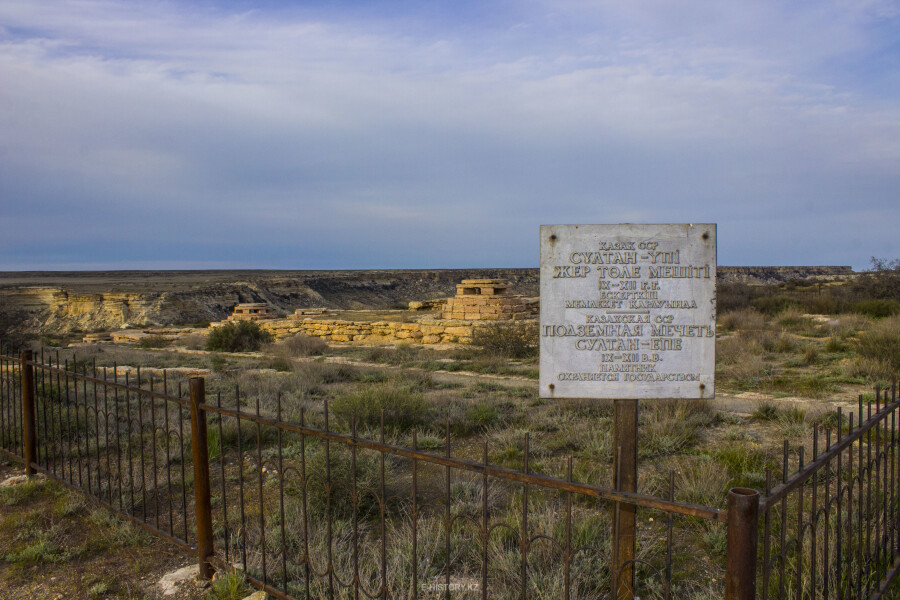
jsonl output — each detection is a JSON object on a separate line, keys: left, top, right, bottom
{"left": 0, "top": 347, "right": 198, "bottom": 553}
{"left": 1, "top": 344, "right": 899, "bottom": 599}
{"left": 759, "top": 387, "right": 900, "bottom": 599}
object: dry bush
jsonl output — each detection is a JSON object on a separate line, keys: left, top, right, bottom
{"left": 738, "top": 328, "right": 796, "bottom": 353}
{"left": 718, "top": 309, "right": 768, "bottom": 332}
{"left": 801, "top": 344, "right": 819, "bottom": 365}
{"left": 471, "top": 321, "right": 538, "bottom": 359}
{"left": 844, "top": 356, "right": 894, "bottom": 382}
{"left": 717, "top": 336, "right": 769, "bottom": 382}
{"left": 716, "top": 335, "right": 761, "bottom": 364}
{"left": 776, "top": 307, "right": 812, "bottom": 330}
{"left": 178, "top": 332, "right": 207, "bottom": 350}
{"left": 271, "top": 333, "right": 328, "bottom": 357}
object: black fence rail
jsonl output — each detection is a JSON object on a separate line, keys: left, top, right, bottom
{"left": 1, "top": 344, "right": 898, "bottom": 599}
{"left": 759, "top": 385, "right": 900, "bottom": 599}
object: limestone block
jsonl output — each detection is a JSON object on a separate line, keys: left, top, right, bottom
{"left": 464, "top": 312, "right": 480, "bottom": 320}
{"left": 331, "top": 334, "right": 351, "bottom": 342}
{"left": 420, "top": 325, "right": 445, "bottom": 335}
{"left": 422, "top": 335, "right": 441, "bottom": 344}
{"left": 445, "top": 326, "right": 473, "bottom": 337}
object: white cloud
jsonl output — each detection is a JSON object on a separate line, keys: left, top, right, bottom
{"left": 0, "top": 0, "right": 897, "bottom": 269}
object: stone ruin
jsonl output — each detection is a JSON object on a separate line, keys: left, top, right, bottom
{"left": 441, "top": 278, "right": 530, "bottom": 321}
{"left": 227, "top": 303, "right": 274, "bottom": 322}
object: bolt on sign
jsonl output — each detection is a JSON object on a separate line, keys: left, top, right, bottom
{"left": 540, "top": 224, "right": 716, "bottom": 399}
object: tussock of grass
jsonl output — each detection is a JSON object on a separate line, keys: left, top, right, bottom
{"left": 88, "top": 509, "right": 150, "bottom": 547}
{"left": 712, "top": 443, "right": 773, "bottom": 489}
{"left": 640, "top": 400, "right": 716, "bottom": 458}
{"left": 330, "top": 382, "right": 428, "bottom": 431}
{"left": 843, "top": 356, "right": 894, "bottom": 382}
{"left": 670, "top": 456, "right": 730, "bottom": 507}
{"left": 718, "top": 309, "right": 769, "bottom": 332}
{"left": 801, "top": 344, "right": 819, "bottom": 365}
{"left": 207, "top": 569, "right": 251, "bottom": 600}
{"left": 5, "top": 538, "right": 68, "bottom": 565}
{"left": 0, "top": 479, "right": 46, "bottom": 506}
{"left": 825, "top": 337, "right": 848, "bottom": 353}
{"left": 857, "top": 315, "right": 900, "bottom": 374}
{"left": 818, "top": 410, "right": 849, "bottom": 435}
{"left": 753, "top": 402, "right": 780, "bottom": 421}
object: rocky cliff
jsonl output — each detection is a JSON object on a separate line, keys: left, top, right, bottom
{"left": 0, "top": 269, "right": 539, "bottom": 336}
{"left": 0, "top": 266, "right": 854, "bottom": 337}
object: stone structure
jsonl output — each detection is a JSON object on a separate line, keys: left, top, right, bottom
{"left": 227, "top": 303, "right": 273, "bottom": 322}
{"left": 262, "top": 317, "right": 483, "bottom": 344}
{"left": 441, "top": 279, "right": 530, "bottom": 321}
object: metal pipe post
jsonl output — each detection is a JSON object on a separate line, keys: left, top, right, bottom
{"left": 726, "top": 487, "right": 760, "bottom": 600}
{"left": 21, "top": 350, "right": 35, "bottom": 476}
{"left": 189, "top": 377, "right": 214, "bottom": 579}
{"left": 613, "top": 398, "right": 638, "bottom": 600}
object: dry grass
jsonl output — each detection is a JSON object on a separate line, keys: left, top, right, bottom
{"left": 857, "top": 315, "right": 900, "bottom": 374}
{"left": 718, "top": 309, "right": 768, "bottom": 332}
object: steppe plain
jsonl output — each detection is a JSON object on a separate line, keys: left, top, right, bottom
{"left": 1, "top": 266, "right": 897, "bottom": 599}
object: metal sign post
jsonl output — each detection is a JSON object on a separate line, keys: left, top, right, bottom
{"left": 539, "top": 224, "right": 716, "bottom": 600}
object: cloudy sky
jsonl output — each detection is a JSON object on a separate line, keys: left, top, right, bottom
{"left": 0, "top": 1, "right": 897, "bottom": 270}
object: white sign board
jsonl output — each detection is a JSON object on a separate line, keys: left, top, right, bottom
{"left": 540, "top": 224, "right": 716, "bottom": 399}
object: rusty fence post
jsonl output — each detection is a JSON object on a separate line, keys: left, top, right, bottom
{"left": 20, "top": 350, "right": 36, "bottom": 476}
{"left": 726, "top": 487, "right": 759, "bottom": 600}
{"left": 613, "top": 398, "right": 638, "bottom": 600}
{"left": 189, "top": 377, "right": 215, "bottom": 579}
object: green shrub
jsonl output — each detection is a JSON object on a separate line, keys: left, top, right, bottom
{"left": 471, "top": 321, "right": 538, "bottom": 359}
{"left": 852, "top": 299, "right": 900, "bottom": 318}
{"left": 751, "top": 295, "right": 798, "bottom": 316}
{"left": 330, "top": 382, "right": 428, "bottom": 431}
{"left": 857, "top": 316, "right": 900, "bottom": 374}
{"left": 137, "top": 335, "right": 170, "bottom": 349}
{"left": 206, "top": 321, "right": 273, "bottom": 352}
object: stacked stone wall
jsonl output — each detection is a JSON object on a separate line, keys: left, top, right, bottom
{"left": 258, "top": 317, "right": 511, "bottom": 344}
{"left": 441, "top": 295, "right": 530, "bottom": 320}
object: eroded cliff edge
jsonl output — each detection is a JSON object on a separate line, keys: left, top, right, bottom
{"left": 0, "top": 266, "right": 853, "bottom": 337}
